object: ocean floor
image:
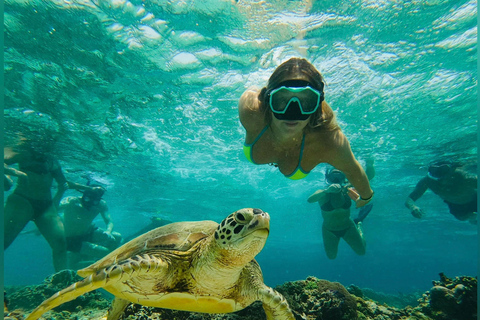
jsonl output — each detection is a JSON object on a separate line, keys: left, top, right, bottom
{"left": 4, "top": 270, "right": 477, "bottom": 320}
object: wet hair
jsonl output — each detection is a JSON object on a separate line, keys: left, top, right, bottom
{"left": 257, "top": 58, "right": 339, "bottom": 131}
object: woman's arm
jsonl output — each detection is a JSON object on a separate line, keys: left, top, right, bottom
{"left": 308, "top": 184, "right": 342, "bottom": 204}
{"left": 238, "top": 87, "right": 265, "bottom": 134}
{"left": 307, "top": 189, "right": 328, "bottom": 204}
{"left": 51, "top": 160, "right": 68, "bottom": 207}
{"left": 328, "top": 133, "right": 373, "bottom": 206}
{"left": 67, "top": 181, "right": 92, "bottom": 192}
{"left": 4, "top": 149, "right": 28, "bottom": 178}
{"left": 4, "top": 163, "right": 27, "bottom": 178}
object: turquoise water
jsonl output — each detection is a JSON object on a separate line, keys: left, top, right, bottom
{"left": 4, "top": 0, "right": 477, "bottom": 296}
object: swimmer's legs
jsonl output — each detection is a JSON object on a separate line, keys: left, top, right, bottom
{"left": 35, "top": 206, "right": 67, "bottom": 272}
{"left": 322, "top": 224, "right": 341, "bottom": 260}
{"left": 4, "top": 193, "right": 34, "bottom": 249}
{"left": 343, "top": 222, "right": 366, "bottom": 256}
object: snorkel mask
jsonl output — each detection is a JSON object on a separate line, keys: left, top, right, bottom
{"left": 427, "top": 163, "right": 452, "bottom": 181}
{"left": 267, "top": 80, "right": 324, "bottom": 121}
{"left": 81, "top": 187, "right": 105, "bottom": 208}
{"left": 325, "top": 168, "right": 347, "bottom": 185}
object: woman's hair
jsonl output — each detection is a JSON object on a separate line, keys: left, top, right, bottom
{"left": 257, "top": 57, "right": 339, "bottom": 131}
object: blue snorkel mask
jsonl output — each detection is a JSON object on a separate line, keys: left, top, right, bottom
{"left": 267, "top": 80, "right": 324, "bottom": 121}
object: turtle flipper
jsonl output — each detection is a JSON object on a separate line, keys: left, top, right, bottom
{"left": 258, "top": 286, "right": 295, "bottom": 320}
{"left": 24, "top": 269, "right": 117, "bottom": 320}
{"left": 26, "top": 254, "right": 167, "bottom": 320}
{"left": 107, "top": 297, "right": 130, "bottom": 320}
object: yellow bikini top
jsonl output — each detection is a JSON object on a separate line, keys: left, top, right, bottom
{"left": 243, "top": 126, "right": 310, "bottom": 180}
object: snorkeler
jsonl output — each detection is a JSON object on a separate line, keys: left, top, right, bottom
{"left": 239, "top": 58, "right": 373, "bottom": 207}
{"left": 59, "top": 185, "right": 122, "bottom": 269}
{"left": 405, "top": 161, "right": 477, "bottom": 224}
{"left": 4, "top": 142, "right": 69, "bottom": 272}
{"left": 308, "top": 166, "right": 374, "bottom": 259}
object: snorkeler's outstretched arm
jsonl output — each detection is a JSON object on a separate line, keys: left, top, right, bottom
{"left": 4, "top": 151, "right": 28, "bottom": 179}
{"left": 407, "top": 177, "right": 429, "bottom": 202}
{"left": 67, "top": 181, "right": 91, "bottom": 192}
{"left": 4, "top": 163, "right": 27, "bottom": 178}
{"left": 329, "top": 134, "right": 373, "bottom": 207}
{"left": 51, "top": 160, "right": 68, "bottom": 207}
{"left": 405, "top": 177, "right": 429, "bottom": 218}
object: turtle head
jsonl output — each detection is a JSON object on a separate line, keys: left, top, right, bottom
{"left": 214, "top": 208, "right": 270, "bottom": 262}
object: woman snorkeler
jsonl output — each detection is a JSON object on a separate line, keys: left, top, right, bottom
{"left": 239, "top": 57, "right": 373, "bottom": 207}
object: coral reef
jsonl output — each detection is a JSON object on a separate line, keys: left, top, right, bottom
{"left": 276, "top": 276, "right": 358, "bottom": 320}
{"left": 347, "top": 284, "right": 422, "bottom": 309}
{"left": 415, "top": 273, "right": 477, "bottom": 320}
{"left": 4, "top": 272, "right": 477, "bottom": 320}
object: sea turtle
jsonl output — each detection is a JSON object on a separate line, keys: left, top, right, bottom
{"left": 25, "top": 208, "right": 295, "bottom": 320}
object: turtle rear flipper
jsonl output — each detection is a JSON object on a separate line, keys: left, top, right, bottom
{"left": 258, "top": 286, "right": 295, "bottom": 320}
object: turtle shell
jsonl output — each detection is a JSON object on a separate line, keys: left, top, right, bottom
{"left": 78, "top": 220, "right": 219, "bottom": 277}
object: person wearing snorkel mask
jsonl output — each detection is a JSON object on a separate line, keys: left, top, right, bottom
{"left": 405, "top": 161, "right": 477, "bottom": 224}
{"left": 239, "top": 58, "right": 373, "bottom": 207}
{"left": 59, "top": 185, "right": 122, "bottom": 269}
{"left": 307, "top": 163, "right": 374, "bottom": 259}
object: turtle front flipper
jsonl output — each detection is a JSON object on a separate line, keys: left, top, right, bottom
{"left": 258, "top": 286, "right": 295, "bottom": 320}
{"left": 107, "top": 297, "right": 130, "bottom": 320}
{"left": 24, "top": 267, "right": 119, "bottom": 320}
{"left": 26, "top": 254, "right": 169, "bottom": 320}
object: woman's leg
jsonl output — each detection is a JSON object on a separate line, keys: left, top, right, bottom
{"left": 35, "top": 207, "right": 67, "bottom": 272}
{"left": 343, "top": 221, "right": 366, "bottom": 256}
{"left": 4, "top": 193, "right": 34, "bottom": 249}
{"left": 322, "top": 224, "right": 341, "bottom": 260}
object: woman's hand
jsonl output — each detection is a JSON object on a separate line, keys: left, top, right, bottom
{"left": 348, "top": 188, "right": 374, "bottom": 208}
{"left": 326, "top": 183, "right": 343, "bottom": 193}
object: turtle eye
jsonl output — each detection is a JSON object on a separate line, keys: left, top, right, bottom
{"left": 234, "top": 210, "right": 253, "bottom": 225}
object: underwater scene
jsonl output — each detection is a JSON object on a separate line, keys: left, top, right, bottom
{"left": 3, "top": 0, "right": 478, "bottom": 319}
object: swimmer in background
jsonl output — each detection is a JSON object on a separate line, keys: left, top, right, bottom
{"left": 405, "top": 161, "right": 477, "bottom": 224}
{"left": 4, "top": 140, "right": 69, "bottom": 271}
{"left": 59, "top": 186, "right": 122, "bottom": 269}
{"left": 239, "top": 57, "right": 373, "bottom": 207}
{"left": 308, "top": 159, "right": 375, "bottom": 259}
